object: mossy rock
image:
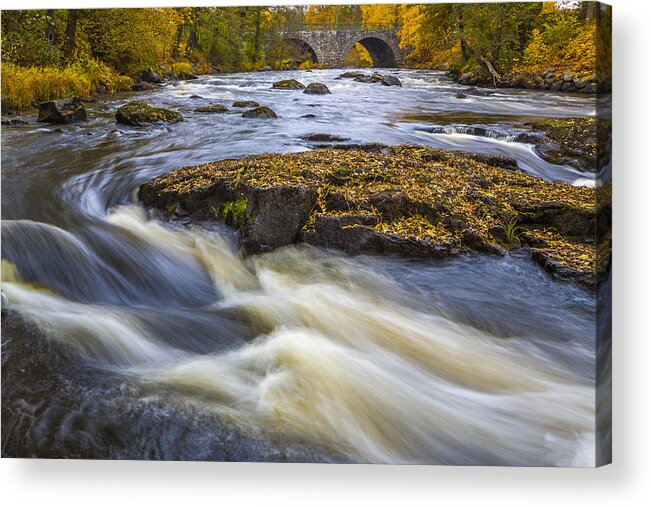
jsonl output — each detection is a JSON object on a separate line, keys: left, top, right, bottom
{"left": 272, "top": 79, "right": 305, "bottom": 90}
{"left": 116, "top": 101, "right": 183, "bottom": 125}
{"left": 242, "top": 106, "right": 277, "bottom": 119}
{"left": 195, "top": 105, "right": 228, "bottom": 113}
{"left": 139, "top": 146, "right": 598, "bottom": 287}
{"left": 303, "top": 83, "right": 331, "bottom": 95}
{"left": 527, "top": 117, "right": 597, "bottom": 173}
{"left": 38, "top": 97, "right": 87, "bottom": 124}
{"left": 232, "top": 100, "right": 260, "bottom": 108}
{"left": 339, "top": 71, "right": 366, "bottom": 79}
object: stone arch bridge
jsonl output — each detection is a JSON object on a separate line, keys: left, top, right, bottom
{"left": 281, "top": 23, "right": 406, "bottom": 68}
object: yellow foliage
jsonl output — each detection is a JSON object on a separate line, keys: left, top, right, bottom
{"left": 523, "top": 29, "right": 551, "bottom": 65}
{"left": 562, "top": 22, "right": 597, "bottom": 74}
{"left": 298, "top": 60, "right": 325, "bottom": 70}
{"left": 343, "top": 43, "right": 373, "bottom": 68}
{"left": 304, "top": 6, "right": 337, "bottom": 26}
{"left": 170, "top": 61, "right": 195, "bottom": 76}
{"left": 518, "top": 22, "right": 597, "bottom": 76}
{"left": 540, "top": 2, "right": 559, "bottom": 15}
{"left": 195, "top": 62, "right": 213, "bottom": 75}
{"left": 1, "top": 59, "right": 132, "bottom": 110}
{"left": 100, "top": 8, "right": 180, "bottom": 73}
{"left": 397, "top": 5, "right": 425, "bottom": 50}
{"left": 361, "top": 5, "right": 401, "bottom": 29}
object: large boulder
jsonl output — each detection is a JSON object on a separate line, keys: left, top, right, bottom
{"left": 139, "top": 145, "right": 598, "bottom": 287}
{"left": 242, "top": 106, "right": 277, "bottom": 119}
{"left": 179, "top": 72, "right": 199, "bottom": 80}
{"left": 241, "top": 186, "right": 318, "bottom": 254}
{"left": 303, "top": 83, "right": 331, "bottom": 95}
{"left": 381, "top": 75, "right": 402, "bottom": 87}
{"left": 339, "top": 71, "right": 366, "bottom": 79}
{"left": 115, "top": 101, "right": 183, "bottom": 125}
{"left": 131, "top": 82, "right": 159, "bottom": 92}
{"left": 353, "top": 72, "right": 385, "bottom": 84}
{"left": 232, "top": 100, "right": 260, "bottom": 108}
{"left": 37, "top": 97, "right": 87, "bottom": 124}
{"left": 272, "top": 79, "right": 305, "bottom": 90}
{"left": 195, "top": 105, "right": 228, "bottom": 113}
{"left": 140, "top": 67, "right": 162, "bottom": 84}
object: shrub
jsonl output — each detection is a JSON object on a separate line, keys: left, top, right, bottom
{"left": 170, "top": 61, "right": 195, "bottom": 76}
{"left": 195, "top": 62, "right": 213, "bottom": 75}
{"left": 272, "top": 58, "right": 295, "bottom": 71}
{"left": 1, "top": 58, "right": 132, "bottom": 110}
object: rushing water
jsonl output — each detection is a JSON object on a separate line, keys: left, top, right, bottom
{"left": 1, "top": 69, "right": 598, "bottom": 465}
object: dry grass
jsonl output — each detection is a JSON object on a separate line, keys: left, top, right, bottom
{"left": 1, "top": 59, "right": 132, "bottom": 110}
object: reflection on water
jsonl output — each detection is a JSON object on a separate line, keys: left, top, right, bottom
{"left": 1, "top": 69, "right": 597, "bottom": 464}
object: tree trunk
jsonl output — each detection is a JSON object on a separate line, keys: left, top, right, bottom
{"left": 188, "top": 8, "right": 200, "bottom": 52}
{"left": 454, "top": 7, "right": 470, "bottom": 61}
{"left": 64, "top": 9, "right": 79, "bottom": 60}
{"left": 239, "top": 7, "right": 248, "bottom": 39}
{"left": 460, "top": 35, "right": 502, "bottom": 85}
{"left": 172, "top": 24, "right": 183, "bottom": 58}
{"left": 586, "top": 2, "right": 596, "bottom": 23}
{"left": 45, "top": 9, "right": 56, "bottom": 45}
{"left": 253, "top": 7, "right": 262, "bottom": 62}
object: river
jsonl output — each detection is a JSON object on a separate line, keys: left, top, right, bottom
{"left": 1, "top": 68, "right": 598, "bottom": 465}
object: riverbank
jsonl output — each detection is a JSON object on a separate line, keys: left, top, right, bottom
{"left": 139, "top": 145, "right": 598, "bottom": 289}
{"left": 449, "top": 68, "right": 609, "bottom": 95}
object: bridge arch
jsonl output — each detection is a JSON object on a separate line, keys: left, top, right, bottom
{"left": 285, "top": 36, "right": 320, "bottom": 64}
{"left": 342, "top": 32, "right": 400, "bottom": 68}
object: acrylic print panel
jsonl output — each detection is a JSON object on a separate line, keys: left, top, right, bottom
{"left": 0, "top": 2, "right": 611, "bottom": 466}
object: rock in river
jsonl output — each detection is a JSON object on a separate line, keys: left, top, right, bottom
{"left": 195, "top": 105, "right": 228, "bottom": 113}
{"left": 272, "top": 79, "right": 305, "bottom": 90}
{"left": 303, "top": 83, "right": 331, "bottom": 95}
{"left": 232, "top": 100, "right": 260, "bottom": 108}
{"left": 1, "top": 118, "right": 29, "bottom": 126}
{"left": 115, "top": 101, "right": 183, "bottom": 125}
{"left": 302, "top": 133, "right": 350, "bottom": 142}
{"left": 131, "top": 82, "right": 159, "bottom": 92}
{"left": 139, "top": 146, "right": 599, "bottom": 288}
{"left": 526, "top": 117, "right": 598, "bottom": 173}
{"left": 138, "top": 67, "right": 163, "bottom": 84}
{"left": 381, "top": 76, "right": 402, "bottom": 87}
{"left": 339, "top": 71, "right": 366, "bottom": 79}
{"left": 38, "top": 97, "right": 87, "bottom": 124}
{"left": 242, "top": 106, "right": 277, "bottom": 119}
